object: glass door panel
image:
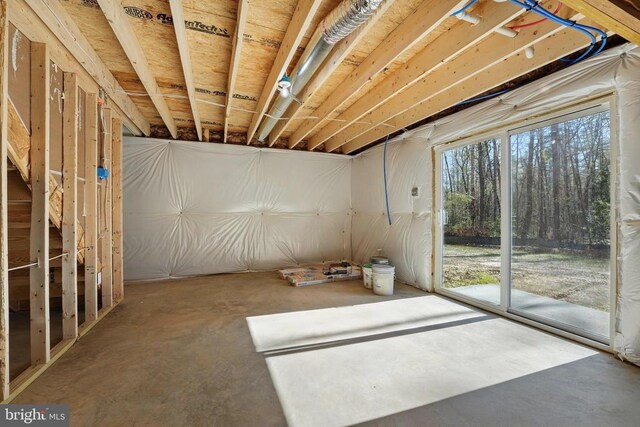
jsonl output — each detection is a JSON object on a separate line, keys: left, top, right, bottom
{"left": 509, "top": 110, "right": 611, "bottom": 342}
{"left": 442, "top": 138, "right": 501, "bottom": 306}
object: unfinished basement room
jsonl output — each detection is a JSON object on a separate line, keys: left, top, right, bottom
{"left": 1, "top": 0, "right": 640, "bottom": 425}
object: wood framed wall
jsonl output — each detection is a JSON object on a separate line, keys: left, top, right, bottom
{"left": 0, "top": 0, "right": 126, "bottom": 401}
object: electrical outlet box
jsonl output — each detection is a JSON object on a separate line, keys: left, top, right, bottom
{"left": 97, "top": 167, "right": 109, "bottom": 180}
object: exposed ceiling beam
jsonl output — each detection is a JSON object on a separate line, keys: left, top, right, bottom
{"left": 341, "top": 20, "right": 609, "bottom": 154}
{"left": 22, "top": 0, "right": 150, "bottom": 136}
{"left": 316, "top": 1, "right": 525, "bottom": 152}
{"left": 225, "top": 0, "right": 249, "bottom": 143}
{"left": 267, "top": 0, "right": 396, "bottom": 146}
{"left": 97, "top": 0, "right": 178, "bottom": 138}
{"left": 169, "top": 0, "right": 202, "bottom": 141}
{"left": 330, "top": 9, "right": 582, "bottom": 150}
{"left": 561, "top": 0, "right": 640, "bottom": 45}
{"left": 286, "top": 0, "right": 469, "bottom": 149}
{"left": 246, "top": 0, "right": 324, "bottom": 144}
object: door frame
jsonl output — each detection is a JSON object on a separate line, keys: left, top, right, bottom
{"left": 432, "top": 95, "right": 617, "bottom": 353}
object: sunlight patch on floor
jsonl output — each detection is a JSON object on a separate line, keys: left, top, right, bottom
{"left": 248, "top": 296, "right": 597, "bottom": 427}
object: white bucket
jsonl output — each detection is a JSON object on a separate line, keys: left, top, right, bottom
{"left": 372, "top": 264, "right": 395, "bottom": 296}
{"left": 363, "top": 265, "right": 373, "bottom": 289}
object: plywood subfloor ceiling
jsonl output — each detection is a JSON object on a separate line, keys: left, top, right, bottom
{"left": 47, "top": 0, "right": 630, "bottom": 153}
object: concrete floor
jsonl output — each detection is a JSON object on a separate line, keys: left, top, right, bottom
{"left": 13, "top": 272, "right": 640, "bottom": 427}
{"left": 452, "top": 284, "right": 610, "bottom": 339}
{"left": 10, "top": 306, "right": 87, "bottom": 380}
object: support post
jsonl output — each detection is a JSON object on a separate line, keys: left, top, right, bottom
{"left": 111, "top": 117, "right": 123, "bottom": 302}
{"left": 100, "top": 108, "right": 112, "bottom": 308}
{"left": 30, "top": 42, "right": 50, "bottom": 365}
{"left": 84, "top": 94, "right": 98, "bottom": 322}
{"left": 0, "top": 0, "right": 10, "bottom": 400}
{"left": 62, "top": 72, "right": 78, "bottom": 339}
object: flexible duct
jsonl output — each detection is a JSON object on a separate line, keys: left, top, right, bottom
{"left": 256, "top": 0, "right": 384, "bottom": 142}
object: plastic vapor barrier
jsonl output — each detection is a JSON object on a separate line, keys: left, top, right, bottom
{"left": 351, "top": 43, "right": 640, "bottom": 364}
{"left": 351, "top": 138, "right": 432, "bottom": 291}
{"left": 123, "top": 140, "right": 351, "bottom": 281}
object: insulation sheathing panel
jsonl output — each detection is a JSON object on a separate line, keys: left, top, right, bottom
{"left": 123, "top": 139, "right": 351, "bottom": 280}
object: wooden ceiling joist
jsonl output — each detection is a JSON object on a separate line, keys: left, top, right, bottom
{"left": 225, "top": 0, "right": 249, "bottom": 143}
{"left": 169, "top": 0, "right": 203, "bottom": 141}
{"left": 561, "top": 0, "right": 640, "bottom": 45}
{"left": 268, "top": 0, "right": 396, "bottom": 146}
{"left": 286, "top": 0, "right": 469, "bottom": 149}
{"left": 317, "top": 1, "right": 525, "bottom": 152}
{"left": 97, "top": 0, "right": 178, "bottom": 138}
{"left": 22, "top": 0, "right": 150, "bottom": 136}
{"left": 20, "top": 0, "right": 626, "bottom": 155}
{"left": 330, "top": 9, "right": 581, "bottom": 151}
{"left": 341, "top": 20, "right": 610, "bottom": 154}
{"left": 246, "top": 0, "right": 324, "bottom": 144}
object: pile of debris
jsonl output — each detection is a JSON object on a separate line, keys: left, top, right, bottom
{"left": 278, "top": 261, "right": 362, "bottom": 286}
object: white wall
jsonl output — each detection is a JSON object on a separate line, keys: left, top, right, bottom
{"left": 123, "top": 140, "right": 351, "bottom": 280}
{"left": 351, "top": 138, "right": 432, "bottom": 290}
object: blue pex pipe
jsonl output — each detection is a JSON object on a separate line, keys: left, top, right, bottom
{"left": 383, "top": 135, "right": 392, "bottom": 226}
{"left": 456, "top": 89, "right": 511, "bottom": 106}
{"left": 450, "top": 0, "right": 478, "bottom": 17}
{"left": 508, "top": 0, "right": 607, "bottom": 63}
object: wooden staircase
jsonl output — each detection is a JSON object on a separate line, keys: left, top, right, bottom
{"left": 6, "top": 101, "right": 87, "bottom": 310}
{"left": 7, "top": 162, "right": 85, "bottom": 308}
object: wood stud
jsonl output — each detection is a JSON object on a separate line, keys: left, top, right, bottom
{"left": 29, "top": 42, "right": 51, "bottom": 365}
{"left": 62, "top": 72, "right": 79, "bottom": 339}
{"left": 84, "top": 93, "right": 98, "bottom": 323}
{"left": 111, "top": 117, "right": 123, "bottom": 302}
{"left": 0, "top": 0, "right": 10, "bottom": 401}
{"left": 100, "top": 108, "right": 113, "bottom": 308}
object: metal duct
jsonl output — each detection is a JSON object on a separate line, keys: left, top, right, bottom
{"left": 256, "top": 0, "right": 384, "bottom": 143}
{"left": 321, "top": 0, "right": 384, "bottom": 44}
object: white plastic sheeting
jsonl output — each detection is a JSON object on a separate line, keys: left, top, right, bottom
{"left": 123, "top": 140, "right": 351, "bottom": 281}
{"left": 351, "top": 43, "right": 640, "bottom": 364}
{"left": 351, "top": 138, "right": 432, "bottom": 290}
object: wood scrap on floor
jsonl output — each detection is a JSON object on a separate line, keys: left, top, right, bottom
{"left": 278, "top": 261, "right": 362, "bottom": 287}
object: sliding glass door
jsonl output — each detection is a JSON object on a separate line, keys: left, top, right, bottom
{"left": 436, "top": 103, "right": 613, "bottom": 345}
{"left": 440, "top": 138, "right": 502, "bottom": 306}
{"left": 509, "top": 109, "right": 611, "bottom": 343}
